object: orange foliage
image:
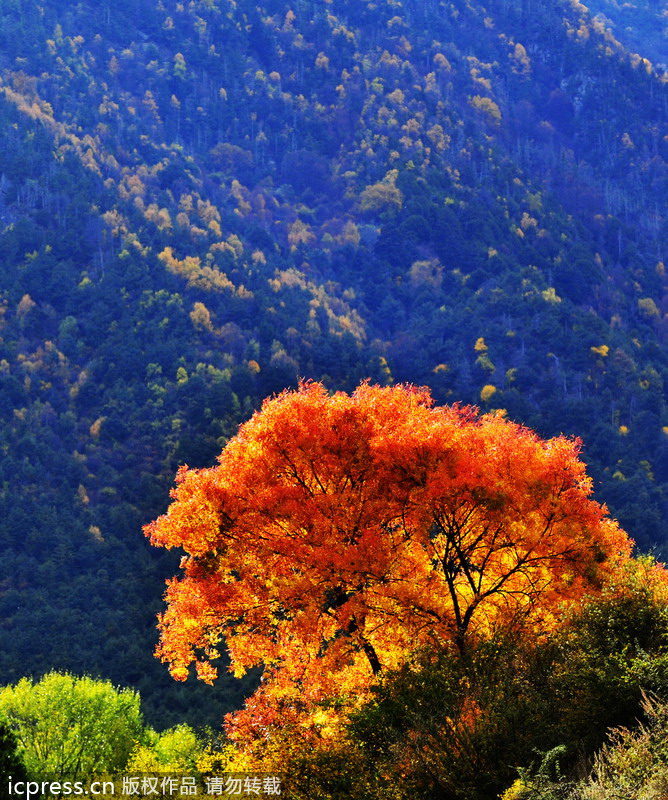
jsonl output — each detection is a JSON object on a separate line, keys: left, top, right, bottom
{"left": 145, "top": 382, "right": 632, "bottom": 759}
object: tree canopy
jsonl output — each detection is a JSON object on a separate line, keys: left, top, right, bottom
{"left": 146, "top": 382, "right": 632, "bottom": 750}
{"left": 0, "top": 673, "right": 143, "bottom": 780}
{"left": 3, "top": 0, "right": 668, "bottom": 727}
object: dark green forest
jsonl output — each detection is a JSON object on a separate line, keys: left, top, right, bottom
{"left": 1, "top": 0, "right": 668, "bottom": 734}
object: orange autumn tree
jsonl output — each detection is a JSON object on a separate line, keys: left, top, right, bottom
{"left": 145, "top": 382, "right": 632, "bottom": 753}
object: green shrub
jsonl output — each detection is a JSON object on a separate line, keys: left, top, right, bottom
{"left": 0, "top": 672, "right": 143, "bottom": 780}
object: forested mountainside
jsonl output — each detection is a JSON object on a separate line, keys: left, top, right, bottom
{"left": 585, "top": 0, "right": 668, "bottom": 67}
{"left": 1, "top": 0, "right": 668, "bottom": 726}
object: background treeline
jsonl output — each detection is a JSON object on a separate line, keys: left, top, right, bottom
{"left": 1, "top": 0, "right": 668, "bottom": 728}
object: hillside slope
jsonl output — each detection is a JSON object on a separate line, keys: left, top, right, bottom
{"left": 0, "top": 0, "right": 667, "bottom": 724}
{"left": 585, "top": 0, "right": 668, "bottom": 67}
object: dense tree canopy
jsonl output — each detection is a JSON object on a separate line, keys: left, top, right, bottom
{"left": 146, "top": 382, "right": 632, "bottom": 751}
{"left": 0, "top": 673, "right": 143, "bottom": 780}
{"left": 2, "top": 0, "right": 668, "bottom": 726}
